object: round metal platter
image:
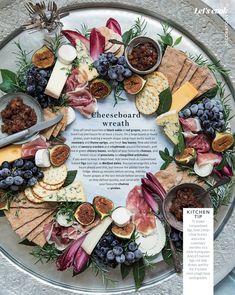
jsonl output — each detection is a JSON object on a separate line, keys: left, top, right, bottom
{"left": 0, "top": 1, "right": 235, "bottom": 294}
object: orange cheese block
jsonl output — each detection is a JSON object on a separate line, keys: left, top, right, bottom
{"left": 170, "top": 82, "right": 198, "bottom": 112}
{"left": 0, "top": 145, "right": 22, "bottom": 165}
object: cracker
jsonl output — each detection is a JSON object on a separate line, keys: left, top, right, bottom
{"left": 32, "top": 183, "right": 59, "bottom": 199}
{"left": 32, "top": 231, "right": 47, "bottom": 247}
{"left": 189, "top": 65, "right": 210, "bottom": 89}
{"left": 10, "top": 192, "right": 56, "bottom": 209}
{"left": 158, "top": 46, "right": 187, "bottom": 90}
{"left": 196, "top": 73, "right": 217, "bottom": 97}
{"left": 172, "top": 59, "right": 192, "bottom": 93}
{"left": 136, "top": 86, "right": 159, "bottom": 115}
{"left": 41, "top": 108, "right": 57, "bottom": 140}
{"left": 145, "top": 71, "right": 169, "bottom": 93}
{"left": 42, "top": 164, "right": 67, "bottom": 185}
{"left": 39, "top": 180, "right": 64, "bottom": 190}
{"left": 181, "top": 63, "right": 198, "bottom": 85}
{"left": 24, "top": 188, "right": 44, "bottom": 204}
{"left": 60, "top": 107, "right": 69, "bottom": 132}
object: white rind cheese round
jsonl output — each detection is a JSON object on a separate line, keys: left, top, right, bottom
{"left": 35, "top": 149, "right": 51, "bottom": 168}
{"left": 67, "top": 107, "right": 76, "bottom": 126}
{"left": 58, "top": 45, "right": 77, "bottom": 65}
{"left": 56, "top": 212, "right": 74, "bottom": 227}
{"left": 194, "top": 162, "right": 213, "bottom": 177}
{"left": 111, "top": 207, "right": 132, "bottom": 227}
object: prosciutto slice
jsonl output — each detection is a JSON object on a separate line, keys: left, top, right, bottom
{"left": 65, "top": 68, "right": 88, "bottom": 92}
{"left": 180, "top": 117, "right": 201, "bottom": 132}
{"left": 197, "top": 152, "right": 222, "bottom": 167}
{"left": 68, "top": 89, "right": 97, "bottom": 118}
{"left": 185, "top": 133, "right": 210, "bottom": 153}
{"left": 21, "top": 136, "right": 49, "bottom": 159}
{"left": 126, "top": 186, "right": 156, "bottom": 235}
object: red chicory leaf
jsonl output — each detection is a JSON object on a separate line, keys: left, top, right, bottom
{"left": 222, "top": 165, "right": 233, "bottom": 177}
{"left": 89, "top": 28, "right": 105, "bottom": 60}
{"left": 73, "top": 247, "right": 90, "bottom": 273}
{"left": 62, "top": 30, "right": 90, "bottom": 48}
{"left": 106, "top": 18, "right": 122, "bottom": 35}
{"left": 146, "top": 172, "right": 166, "bottom": 197}
{"left": 141, "top": 185, "right": 159, "bottom": 214}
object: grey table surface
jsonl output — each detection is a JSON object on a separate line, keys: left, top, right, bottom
{"left": 0, "top": 0, "right": 235, "bottom": 294}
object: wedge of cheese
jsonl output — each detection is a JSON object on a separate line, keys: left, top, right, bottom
{"left": 0, "top": 145, "right": 22, "bottom": 165}
{"left": 170, "top": 82, "right": 198, "bottom": 112}
{"left": 76, "top": 40, "right": 98, "bottom": 81}
{"left": 42, "top": 181, "right": 86, "bottom": 202}
{"left": 156, "top": 110, "right": 180, "bottom": 145}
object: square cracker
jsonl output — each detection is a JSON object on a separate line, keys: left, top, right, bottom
{"left": 41, "top": 108, "right": 57, "bottom": 140}
{"left": 181, "top": 63, "right": 198, "bottom": 85}
{"left": 189, "top": 65, "right": 210, "bottom": 89}
{"left": 158, "top": 46, "right": 187, "bottom": 90}
{"left": 196, "top": 73, "right": 217, "bottom": 97}
{"left": 172, "top": 59, "right": 192, "bottom": 93}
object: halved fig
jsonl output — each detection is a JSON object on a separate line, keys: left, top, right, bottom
{"left": 175, "top": 147, "right": 196, "bottom": 166}
{"left": 93, "top": 196, "right": 114, "bottom": 219}
{"left": 49, "top": 144, "right": 70, "bottom": 167}
{"left": 89, "top": 79, "right": 112, "bottom": 99}
{"left": 212, "top": 132, "right": 234, "bottom": 152}
{"left": 74, "top": 203, "right": 96, "bottom": 226}
{"left": 124, "top": 74, "right": 146, "bottom": 94}
{"left": 111, "top": 222, "right": 135, "bottom": 239}
{"left": 32, "top": 46, "right": 55, "bottom": 69}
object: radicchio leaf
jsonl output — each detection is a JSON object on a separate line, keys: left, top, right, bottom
{"left": 141, "top": 186, "right": 158, "bottom": 214}
{"left": 106, "top": 18, "right": 122, "bottom": 35}
{"left": 62, "top": 30, "right": 90, "bottom": 49}
{"left": 89, "top": 28, "right": 105, "bottom": 60}
{"left": 73, "top": 247, "right": 90, "bottom": 273}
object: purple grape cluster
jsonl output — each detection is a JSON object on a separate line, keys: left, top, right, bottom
{"left": 93, "top": 232, "right": 143, "bottom": 268}
{"left": 26, "top": 66, "right": 52, "bottom": 108}
{"left": 179, "top": 97, "right": 225, "bottom": 137}
{"left": 93, "top": 53, "right": 132, "bottom": 86}
{"left": 170, "top": 228, "right": 183, "bottom": 250}
{"left": 0, "top": 159, "right": 44, "bottom": 191}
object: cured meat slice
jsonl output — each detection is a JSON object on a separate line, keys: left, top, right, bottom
{"left": 197, "top": 152, "right": 222, "bottom": 167}
{"left": 180, "top": 117, "right": 201, "bottom": 132}
{"left": 16, "top": 211, "right": 54, "bottom": 239}
{"left": 158, "top": 46, "right": 187, "bottom": 90}
{"left": 126, "top": 186, "right": 156, "bottom": 235}
{"left": 65, "top": 68, "right": 88, "bottom": 92}
{"left": 22, "top": 136, "right": 49, "bottom": 159}
{"left": 68, "top": 89, "right": 97, "bottom": 118}
{"left": 185, "top": 133, "right": 210, "bottom": 153}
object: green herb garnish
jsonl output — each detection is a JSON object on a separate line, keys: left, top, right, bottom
{"left": 76, "top": 23, "right": 91, "bottom": 39}
{"left": 157, "top": 23, "right": 182, "bottom": 53}
{"left": 159, "top": 147, "right": 174, "bottom": 170}
{"left": 122, "top": 17, "right": 148, "bottom": 46}
{"left": 30, "top": 244, "right": 62, "bottom": 263}
{"left": 156, "top": 87, "right": 172, "bottom": 115}
{"left": 44, "top": 34, "right": 66, "bottom": 54}
{"left": 63, "top": 170, "right": 78, "bottom": 187}
{"left": 113, "top": 83, "right": 126, "bottom": 107}
{"left": 57, "top": 201, "right": 81, "bottom": 222}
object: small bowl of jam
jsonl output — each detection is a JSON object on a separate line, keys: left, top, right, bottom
{"left": 125, "top": 36, "right": 162, "bottom": 74}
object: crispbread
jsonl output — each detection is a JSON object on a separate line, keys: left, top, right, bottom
{"left": 16, "top": 210, "right": 54, "bottom": 239}
{"left": 189, "top": 65, "right": 209, "bottom": 89}
{"left": 196, "top": 73, "right": 217, "bottom": 97}
{"left": 135, "top": 86, "right": 159, "bottom": 115}
{"left": 158, "top": 46, "right": 187, "bottom": 90}
{"left": 39, "top": 180, "right": 64, "bottom": 190}
{"left": 10, "top": 192, "right": 56, "bottom": 209}
{"left": 32, "top": 183, "right": 59, "bottom": 199}
{"left": 60, "top": 107, "right": 68, "bottom": 132}
{"left": 26, "top": 212, "right": 54, "bottom": 241}
{"left": 172, "top": 59, "right": 192, "bottom": 93}
{"left": 41, "top": 108, "right": 57, "bottom": 140}
{"left": 145, "top": 71, "right": 169, "bottom": 93}
{"left": 42, "top": 164, "right": 67, "bottom": 185}
{"left": 24, "top": 188, "right": 44, "bottom": 204}
{"left": 4, "top": 207, "right": 51, "bottom": 230}
{"left": 32, "top": 231, "right": 47, "bottom": 247}
{"left": 180, "top": 63, "right": 198, "bottom": 85}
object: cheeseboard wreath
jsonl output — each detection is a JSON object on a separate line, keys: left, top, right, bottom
{"left": 0, "top": 2, "right": 235, "bottom": 291}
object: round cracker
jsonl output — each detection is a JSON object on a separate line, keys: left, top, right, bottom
{"left": 135, "top": 86, "right": 159, "bottom": 115}
{"left": 42, "top": 164, "right": 67, "bottom": 185}
{"left": 32, "top": 183, "right": 58, "bottom": 199}
{"left": 145, "top": 71, "right": 169, "bottom": 93}
{"left": 24, "top": 188, "right": 44, "bottom": 204}
{"left": 39, "top": 181, "right": 64, "bottom": 190}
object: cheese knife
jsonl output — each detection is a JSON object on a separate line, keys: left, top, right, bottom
{"left": 0, "top": 113, "right": 63, "bottom": 148}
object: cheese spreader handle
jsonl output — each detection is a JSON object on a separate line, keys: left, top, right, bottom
{"left": 0, "top": 129, "right": 29, "bottom": 148}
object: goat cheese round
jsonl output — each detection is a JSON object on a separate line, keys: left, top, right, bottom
{"left": 67, "top": 106, "right": 76, "bottom": 125}
{"left": 111, "top": 207, "right": 132, "bottom": 227}
{"left": 58, "top": 44, "right": 77, "bottom": 65}
{"left": 35, "top": 149, "right": 51, "bottom": 168}
{"left": 56, "top": 212, "right": 74, "bottom": 227}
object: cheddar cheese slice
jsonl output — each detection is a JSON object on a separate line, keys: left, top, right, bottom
{"left": 170, "top": 82, "right": 198, "bottom": 112}
{"left": 0, "top": 145, "right": 22, "bottom": 165}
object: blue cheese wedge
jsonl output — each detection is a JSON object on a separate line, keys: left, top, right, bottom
{"left": 156, "top": 110, "right": 180, "bottom": 145}
{"left": 42, "top": 181, "right": 86, "bottom": 202}
{"left": 76, "top": 39, "right": 98, "bottom": 81}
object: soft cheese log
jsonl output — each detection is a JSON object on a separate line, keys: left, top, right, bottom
{"left": 45, "top": 45, "right": 77, "bottom": 99}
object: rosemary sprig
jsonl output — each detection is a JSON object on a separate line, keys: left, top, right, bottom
{"left": 90, "top": 257, "right": 117, "bottom": 287}
{"left": 13, "top": 41, "right": 33, "bottom": 90}
{"left": 188, "top": 53, "right": 230, "bottom": 76}
{"left": 113, "top": 83, "right": 126, "bottom": 107}
{"left": 0, "top": 190, "right": 17, "bottom": 203}
{"left": 122, "top": 17, "right": 148, "bottom": 46}
{"left": 30, "top": 244, "right": 62, "bottom": 264}
{"left": 57, "top": 201, "right": 81, "bottom": 222}
{"left": 76, "top": 23, "right": 91, "bottom": 39}
{"left": 51, "top": 94, "right": 69, "bottom": 110}
{"left": 157, "top": 23, "right": 182, "bottom": 53}
{"left": 44, "top": 34, "right": 66, "bottom": 54}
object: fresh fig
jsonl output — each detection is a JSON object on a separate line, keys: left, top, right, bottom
{"left": 49, "top": 144, "right": 70, "bottom": 167}
{"left": 175, "top": 147, "right": 196, "bottom": 166}
{"left": 32, "top": 46, "right": 55, "bottom": 69}
{"left": 111, "top": 222, "right": 135, "bottom": 239}
{"left": 212, "top": 132, "right": 234, "bottom": 152}
{"left": 89, "top": 79, "right": 112, "bottom": 99}
{"left": 93, "top": 196, "right": 114, "bottom": 219}
{"left": 124, "top": 74, "right": 146, "bottom": 94}
{"left": 74, "top": 203, "right": 96, "bottom": 226}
